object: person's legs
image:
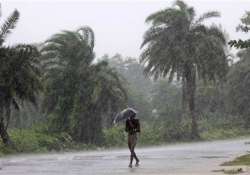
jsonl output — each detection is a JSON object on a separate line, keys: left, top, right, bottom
{"left": 128, "top": 135, "right": 133, "bottom": 167}
{"left": 130, "top": 134, "right": 139, "bottom": 165}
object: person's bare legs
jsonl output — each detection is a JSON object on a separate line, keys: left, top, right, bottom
{"left": 128, "top": 134, "right": 139, "bottom": 167}
{"left": 131, "top": 140, "right": 139, "bottom": 166}
{"left": 128, "top": 135, "right": 133, "bottom": 168}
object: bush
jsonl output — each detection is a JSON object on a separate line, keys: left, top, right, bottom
{"left": 139, "top": 122, "right": 163, "bottom": 145}
{"left": 103, "top": 120, "right": 192, "bottom": 147}
{"left": 0, "top": 126, "right": 75, "bottom": 155}
{"left": 103, "top": 126, "right": 126, "bottom": 147}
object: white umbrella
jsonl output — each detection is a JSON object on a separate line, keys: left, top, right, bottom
{"left": 113, "top": 108, "right": 138, "bottom": 124}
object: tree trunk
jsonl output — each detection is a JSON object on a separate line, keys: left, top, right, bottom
{"left": 185, "top": 68, "right": 199, "bottom": 139}
{"left": 182, "top": 77, "right": 188, "bottom": 114}
{"left": 5, "top": 102, "right": 11, "bottom": 131}
{"left": 0, "top": 107, "right": 11, "bottom": 146}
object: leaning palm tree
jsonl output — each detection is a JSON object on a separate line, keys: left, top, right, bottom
{"left": 140, "top": 0, "right": 228, "bottom": 138}
{"left": 0, "top": 10, "right": 19, "bottom": 46}
{"left": 0, "top": 10, "right": 42, "bottom": 145}
{"left": 41, "top": 26, "right": 127, "bottom": 144}
{"left": 41, "top": 26, "right": 95, "bottom": 70}
{"left": 41, "top": 26, "right": 96, "bottom": 132}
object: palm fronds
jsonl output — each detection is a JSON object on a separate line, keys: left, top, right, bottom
{"left": 194, "top": 11, "right": 220, "bottom": 25}
{"left": 0, "top": 10, "right": 20, "bottom": 45}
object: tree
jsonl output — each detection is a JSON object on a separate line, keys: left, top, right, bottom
{"left": 140, "top": 0, "right": 228, "bottom": 138}
{"left": 105, "top": 54, "right": 153, "bottom": 121}
{"left": 41, "top": 27, "right": 126, "bottom": 144}
{"left": 229, "top": 11, "right": 250, "bottom": 49}
{"left": 195, "top": 80, "right": 226, "bottom": 116}
{"left": 151, "top": 80, "right": 182, "bottom": 121}
{"left": 0, "top": 10, "right": 42, "bottom": 145}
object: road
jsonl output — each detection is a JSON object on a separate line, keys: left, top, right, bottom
{"left": 0, "top": 138, "right": 249, "bottom": 175}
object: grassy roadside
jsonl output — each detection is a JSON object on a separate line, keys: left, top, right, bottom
{"left": 0, "top": 128, "right": 98, "bottom": 157}
{"left": 200, "top": 128, "right": 250, "bottom": 141}
{"left": 218, "top": 154, "right": 250, "bottom": 174}
{"left": 0, "top": 125, "right": 250, "bottom": 157}
{"left": 222, "top": 154, "right": 250, "bottom": 166}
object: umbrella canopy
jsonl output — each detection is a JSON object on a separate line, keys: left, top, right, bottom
{"left": 113, "top": 108, "right": 138, "bottom": 124}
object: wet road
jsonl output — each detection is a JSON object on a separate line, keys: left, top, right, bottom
{"left": 0, "top": 138, "right": 249, "bottom": 175}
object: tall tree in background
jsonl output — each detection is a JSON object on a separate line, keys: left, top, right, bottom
{"left": 105, "top": 54, "right": 153, "bottom": 121}
{"left": 0, "top": 10, "right": 42, "bottom": 145}
{"left": 227, "top": 49, "right": 250, "bottom": 126}
{"left": 140, "top": 0, "right": 228, "bottom": 138}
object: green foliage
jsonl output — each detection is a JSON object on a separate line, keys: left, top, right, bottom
{"left": 10, "top": 129, "right": 57, "bottom": 152}
{"left": 139, "top": 122, "right": 164, "bottom": 145}
{"left": 226, "top": 49, "right": 250, "bottom": 126}
{"left": 196, "top": 81, "right": 226, "bottom": 115}
{"left": 0, "top": 127, "right": 73, "bottom": 154}
{"left": 106, "top": 55, "right": 153, "bottom": 96}
{"left": 127, "top": 87, "right": 152, "bottom": 121}
{"left": 104, "top": 55, "right": 153, "bottom": 121}
{"left": 0, "top": 9, "right": 42, "bottom": 145}
{"left": 199, "top": 114, "right": 248, "bottom": 140}
{"left": 103, "top": 126, "right": 126, "bottom": 147}
{"left": 201, "top": 127, "right": 247, "bottom": 140}
{"left": 222, "top": 154, "right": 250, "bottom": 166}
{"left": 151, "top": 80, "right": 182, "bottom": 119}
{"left": 103, "top": 120, "right": 191, "bottom": 147}
{"left": 229, "top": 39, "right": 250, "bottom": 49}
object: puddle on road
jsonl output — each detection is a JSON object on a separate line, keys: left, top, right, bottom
{"left": 200, "top": 156, "right": 229, "bottom": 159}
{"left": 73, "top": 155, "right": 104, "bottom": 160}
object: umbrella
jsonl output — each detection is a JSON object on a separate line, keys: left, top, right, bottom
{"left": 113, "top": 107, "right": 138, "bottom": 124}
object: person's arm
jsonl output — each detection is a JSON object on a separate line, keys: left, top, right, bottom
{"left": 125, "top": 120, "right": 129, "bottom": 132}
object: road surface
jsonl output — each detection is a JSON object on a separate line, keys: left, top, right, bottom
{"left": 0, "top": 138, "right": 250, "bottom": 175}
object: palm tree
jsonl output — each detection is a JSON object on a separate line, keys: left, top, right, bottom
{"left": 140, "top": 0, "right": 228, "bottom": 138}
{"left": 0, "top": 10, "right": 42, "bottom": 145}
{"left": 90, "top": 60, "right": 127, "bottom": 127}
{"left": 41, "top": 26, "right": 127, "bottom": 144}
{"left": 41, "top": 26, "right": 95, "bottom": 132}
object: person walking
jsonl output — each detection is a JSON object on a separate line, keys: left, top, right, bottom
{"left": 125, "top": 113, "right": 140, "bottom": 168}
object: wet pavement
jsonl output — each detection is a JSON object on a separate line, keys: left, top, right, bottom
{"left": 0, "top": 138, "right": 249, "bottom": 175}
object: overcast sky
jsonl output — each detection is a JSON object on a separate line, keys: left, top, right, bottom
{"left": 0, "top": 0, "right": 249, "bottom": 58}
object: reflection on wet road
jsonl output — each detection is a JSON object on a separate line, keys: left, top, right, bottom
{"left": 0, "top": 138, "right": 249, "bottom": 175}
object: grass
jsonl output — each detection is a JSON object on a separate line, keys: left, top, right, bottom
{"left": 222, "top": 154, "right": 250, "bottom": 166}
{"left": 200, "top": 128, "right": 250, "bottom": 141}
{"left": 0, "top": 128, "right": 98, "bottom": 156}
{"left": 0, "top": 121, "right": 250, "bottom": 157}
{"left": 220, "top": 154, "right": 250, "bottom": 174}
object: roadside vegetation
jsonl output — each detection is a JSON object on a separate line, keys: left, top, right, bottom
{"left": 0, "top": 0, "right": 250, "bottom": 156}
{"left": 219, "top": 154, "right": 250, "bottom": 174}
{"left": 222, "top": 154, "right": 250, "bottom": 166}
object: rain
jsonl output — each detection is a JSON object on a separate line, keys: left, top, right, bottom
{"left": 0, "top": 0, "right": 250, "bottom": 174}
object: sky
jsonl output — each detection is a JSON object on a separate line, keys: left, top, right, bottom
{"left": 0, "top": 0, "right": 249, "bottom": 58}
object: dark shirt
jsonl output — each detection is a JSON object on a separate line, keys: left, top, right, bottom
{"left": 125, "top": 118, "right": 140, "bottom": 134}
